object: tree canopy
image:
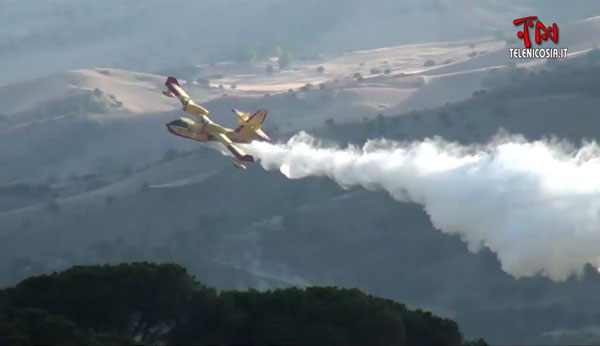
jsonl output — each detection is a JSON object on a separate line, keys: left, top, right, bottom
{"left": 0, "top": 262, "right": 473, "bottom": 345}
{"left": 278, "top": 51, "right": 292, "bottom": 70}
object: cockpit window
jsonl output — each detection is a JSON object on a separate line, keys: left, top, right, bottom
{"left": 167, "top": 118, "right": 192, "bottom": 128}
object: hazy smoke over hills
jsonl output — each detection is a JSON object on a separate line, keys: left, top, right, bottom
{"left": 243, "top": 132, "right": 600, "bottom": 281}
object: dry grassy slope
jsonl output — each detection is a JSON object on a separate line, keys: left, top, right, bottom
{"left": 0, "top": 68, "right": 212, "bottom": 182}
{"left": 327, "top": 72, "right": 600, "bottom": 149}
{"left": 3, "top": 14, "right": 600, "bottom": 189}
{"left": 7, "top": 13, "right": 598, "bottom": 134}
{"left": 178, "top": 39, "right": 513, "bottom": 131}
{"left": 3, "top": 14, "right": 600, "bottom": 191}
{"left": 0, "top": 69, "right": 177, "bottom": 116}
{"left": 0, "top": 39, "right": 500, "bottom": 182}
{"left": 0, "top": 111, "right": 185, "bottom": 182}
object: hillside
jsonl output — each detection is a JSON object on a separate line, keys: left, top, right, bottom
{"left": 1, "top": 0, "right": 571, "bottom": 86}
{"left": 0, "top": 37, "right": 507, "bottom": 184}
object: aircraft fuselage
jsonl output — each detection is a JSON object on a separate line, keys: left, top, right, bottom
{"left": 166, "top": 116, "right": 252, "bottom": 144}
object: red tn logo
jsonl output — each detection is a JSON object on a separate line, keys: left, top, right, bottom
{"left": 513, "top": 16, "right": 559, "bottom": 48}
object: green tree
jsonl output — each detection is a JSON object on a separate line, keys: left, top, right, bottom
{"left": 424, "top": 59, "right": 435, "bottom": 67}
{"left": 404, "top": 309, "right": 463, "bottom": 345}
{"left": 168, "top": 286, "right": 410, "bottom": 344}
{"left": 0, "top": 263, "right": 472, "bottom": 345}
{"left": 0, "top": 308, "right": 99, "bottom": 345}
{"left": 6, "top": 263, "right": 199, "bottom": 343}
{"left": 278, "top": 51, "right": 292, "bottom": 70}
{"left": 238, "top": 43, "right": 257, "bottom": 63}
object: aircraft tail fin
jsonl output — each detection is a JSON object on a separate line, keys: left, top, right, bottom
{"left": 246, "top": 108, "right": 268, "bottom": 126}
{"left": 167, "top": 76, "right": 180, "bottom": 85}
{"left": 164, "top": 77, "right": 183, "bottom": 98}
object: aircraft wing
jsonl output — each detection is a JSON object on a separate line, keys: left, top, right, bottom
{"left": 213, "top": 132, "right": 254, "bottom": 163}
{"left": 164, "top": 77, "right": 210, "bottom": 117}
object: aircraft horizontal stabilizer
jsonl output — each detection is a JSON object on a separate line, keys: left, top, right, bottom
{"left": 254, "top": 128, "right": 270, "bottom": 142}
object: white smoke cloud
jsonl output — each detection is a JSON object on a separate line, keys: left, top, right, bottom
{"left": 241, "top": 132, "right": 600, "bottom": 281}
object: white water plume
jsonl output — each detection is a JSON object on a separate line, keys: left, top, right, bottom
{"left": 240, "top": 132, "right": 600, "bottom": 281}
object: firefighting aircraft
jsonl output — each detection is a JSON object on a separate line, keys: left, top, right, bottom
{"left": 163, "top": 77, "right": 270, "bottom": 169}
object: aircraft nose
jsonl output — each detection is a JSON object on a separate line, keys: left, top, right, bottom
{"left": 166, "top": 118, "right": 190, "bottom": 136}
{"left": 165, "top": 121, "right": 177, "bottom": 134}
{"left": 167, "top": 119, "right": 189, "bottom": 128}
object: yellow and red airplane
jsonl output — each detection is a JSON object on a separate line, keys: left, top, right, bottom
{"left": 163, "top": 77, "right": 270, "bottom": 169}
